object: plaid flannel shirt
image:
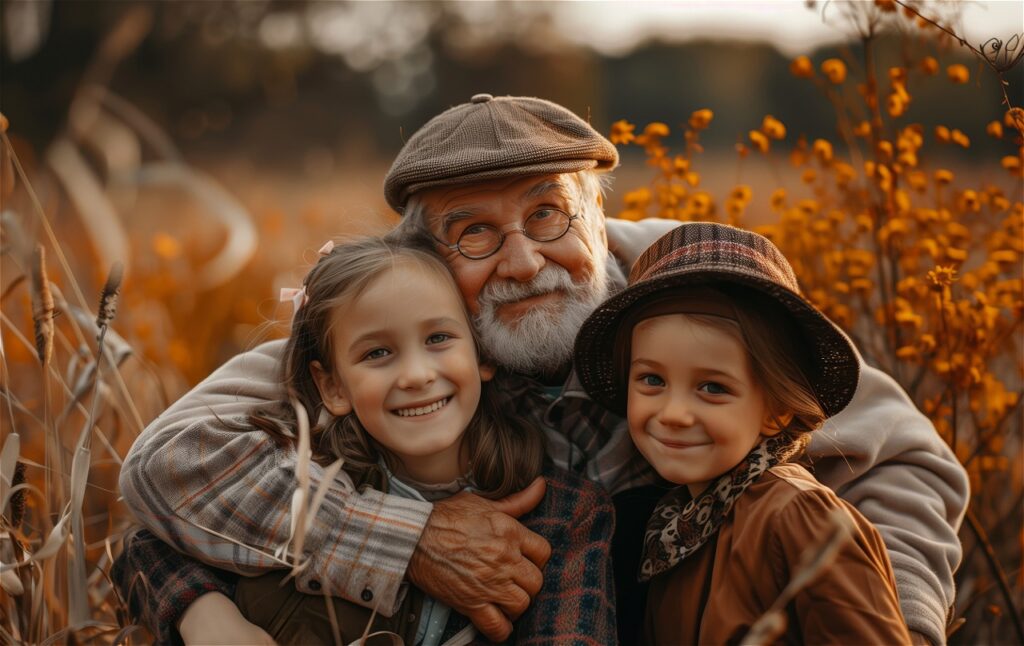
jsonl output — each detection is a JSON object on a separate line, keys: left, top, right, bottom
{"left": 118, "top": 340, "right": 651, "bottom": 616}
{"left": 114, "top": 462, "right": 617, "bottom": 645}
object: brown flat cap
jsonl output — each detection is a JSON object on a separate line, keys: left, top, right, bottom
{"left": 384, "top": 93, "right": 619, "bottom": 212}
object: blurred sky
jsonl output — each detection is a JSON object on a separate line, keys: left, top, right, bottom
{"left": 552, "top": 0, "right": 1023, "bottom": 56}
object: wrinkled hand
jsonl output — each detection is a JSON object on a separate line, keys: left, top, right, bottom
{"left": 178, "top": 591, "right": 277, "bottom": 645}
{"left": 407, "top": 477, "right": 551, "bottom": 642}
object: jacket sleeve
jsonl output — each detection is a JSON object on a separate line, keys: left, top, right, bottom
{"left": 806, "top": 362, "right": 968, "bottom": 645}
{"left": 118, "top": 339, "right": 433, "bottom": 617}
{"left": 769, "top": 487, "right": 912, "bottom": 644}
{"left": 111, "top": 529, "right": 239, "bottom": 646}
{"left": 513, "top": 465, "right": 617, "bottom": 646}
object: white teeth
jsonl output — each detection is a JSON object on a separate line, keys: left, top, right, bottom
{"left": 396, "top": 397, "right": 450, "bottom": 417}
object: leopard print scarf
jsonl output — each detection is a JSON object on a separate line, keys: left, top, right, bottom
{"left": 638, "top": 435, "right": 806, "bottom": 582}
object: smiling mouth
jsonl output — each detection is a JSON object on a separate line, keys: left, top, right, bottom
{"left": 394, "top": 397, "right": 451, "bottom": 418}
{"left": 656, "top": 439, "right": 710, "bottom": 450}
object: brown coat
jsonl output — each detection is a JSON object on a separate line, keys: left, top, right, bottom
{"left": 643, "top": 463, "right": 912, "bottom": 645}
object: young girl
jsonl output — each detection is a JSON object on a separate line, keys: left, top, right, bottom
{"left": 573, "top": 222, "right": 912, "bottom": 644}
{"left": 127, "top": 233, "right": 617, "bottom": 645}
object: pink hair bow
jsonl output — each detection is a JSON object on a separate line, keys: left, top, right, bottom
{"left": 280, "top": 286, "right": 307, "bottom": 312}
{"left": 280, "top": 241, "right": 335, "bottom": 316}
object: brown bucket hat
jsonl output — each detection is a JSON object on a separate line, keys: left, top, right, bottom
{"left": 383, "top": 93, "right": 619, "bottom": 211}
{"left": 573, "top": 222, "right": 860, "bottom": 417}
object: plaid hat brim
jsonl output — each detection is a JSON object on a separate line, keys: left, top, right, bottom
{"left": 573, "top": 266, "right": 861, "bottom": 418}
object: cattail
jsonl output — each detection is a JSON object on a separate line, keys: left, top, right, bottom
{"left": 96, "top": 261, "right": 124, "bottom": 332}
{"left": 30, "top": 244, "right": 54, "bottom": 366}
{"left": 8, "top": 462, "right": 25, "bottom": 529}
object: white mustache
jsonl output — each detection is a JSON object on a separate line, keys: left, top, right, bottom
{"left": 478, "top": 265, "right": 576, "bottom": 306}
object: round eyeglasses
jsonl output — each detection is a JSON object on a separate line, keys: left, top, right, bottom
{"left": 438, "top": 208, "right": 581, "bottom": 260}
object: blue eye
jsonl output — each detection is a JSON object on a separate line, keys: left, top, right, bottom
{"left": 638, "top": 374, "right": 666, "bottom": 387}
{"left": 426, "top": 333, "right": 451, "bottom": 345}
{"left": 699, "top": 382, "right": 729, "bottom": 395}
{"left": 363, "top": 348, "right": 390, "bottom": 361}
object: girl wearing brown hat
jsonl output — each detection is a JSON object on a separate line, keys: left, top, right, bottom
{"left": 574, "top": 222, "right": 912, "bottom": 644}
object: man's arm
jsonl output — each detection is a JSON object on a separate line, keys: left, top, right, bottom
{"left": 119, "top": 340, "right": 432, "bottom": 615}
{"left": 807, "top": 362, "right": 968, "bottom": 646}
{"left": 120, "top": 340, "right": 549, "bottom": 637}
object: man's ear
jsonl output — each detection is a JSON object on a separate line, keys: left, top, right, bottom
{"left": 478, "top": 361, "right": 497, "bottom": 382}
{"left": 310, "top": 361, "right": 353, "bottom": 417}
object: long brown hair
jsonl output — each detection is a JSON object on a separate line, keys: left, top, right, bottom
{"left": 246, "top": 231, "right": 545, "bottom": 497}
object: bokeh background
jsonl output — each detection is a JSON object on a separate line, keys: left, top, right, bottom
{"left": 1, "top": 1, "right": 1022, "bottom": 643}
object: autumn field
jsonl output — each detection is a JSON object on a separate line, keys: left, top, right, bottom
{"left": 1, "top": 1, "right": 1022, "bottom": 644}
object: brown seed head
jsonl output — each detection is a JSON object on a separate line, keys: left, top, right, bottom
{"left": 97, "top": 261, "right": 124, "bottom": 331}
{"left": 30, "top": 245, "right": 55, "bottom": 366}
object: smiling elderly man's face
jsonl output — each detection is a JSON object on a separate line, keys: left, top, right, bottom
{"left": 417, "top": 172, "right": 611, "bottom": 377}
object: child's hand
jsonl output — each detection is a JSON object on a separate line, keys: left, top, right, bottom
{"left": 177, "top": 591, "right": 277, "bottom": 645}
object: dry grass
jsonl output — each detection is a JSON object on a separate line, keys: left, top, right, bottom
{"left": 0, "top": 2, "right": 1020, "bottom": 644}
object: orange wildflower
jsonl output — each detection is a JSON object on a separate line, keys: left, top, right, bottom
{"left": 959, "top": 190, "right": 980, "bottom": 212}
{"left": 921, "top": 56, "right": 939, "bottom": 75}
{"left": 934, "top": 125, "right": 950, "bottom": 142}
{"left": 749, "top": 130, "right": 770, "bottom": 153}
{"left": 1001, "top": 156, "right": 1021, "bottom": 172}
{"left": 770, "top": 188, "right": 787, "bottom": 211}
{"left": 1005, "top": 107, "right": 1024, "bottom": 131}
{"left": 946, "top": 64, "right": 969, "bottom": 84}
{"left": 790, "top": 56, "right": 814, "bottom": 78}
{"left": 623, "top": 187, "right": 652, "bottom": 209}
{"left": 950, "top": 129, "right": 970, "bottom": 148}
{"left": 730, "top": 185, "right": 752, "bottom": 203}
{"left": 609, "top": 119, "right": 636, "bottom": 145}
{"left": 153, "top": 233, "right": 182, "bottom": 259}
{"left": 821, "top": 58, "right": 847, "bottom": 84}
{"left": 986, "top": 120, "right": 1003, "bottom": 138}
{"left": 896, "top": 345, "right": 920, "bottom": 361}
{"left": 887, "top": 94, "right": 906, "bottom": 118}
{"left": 813, "top": 139, "right": 833, "bottom": 163}
{"left": 934, "top": 169, "right": 954, "bottom": 185}
{"left": 853, "top": 120, "right": 871, "bottom": 137}
{"left": 761, "top": 115, "right": 786, "bottom": 140}
{"left": 643, "top": 122, "right": 669, "bottom": 138}
{"left": 688, "top": 109, "right": 714, "bottom": 131}
{"left": 834, "top": 162, "right": 855, "bottom": 185}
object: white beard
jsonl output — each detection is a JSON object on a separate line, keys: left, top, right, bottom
{"left": 474, "top": 263, "right": 609, "bottom": 376}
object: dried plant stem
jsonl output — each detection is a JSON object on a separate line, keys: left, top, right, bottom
{"left": 892, "top": 0, "right": 1022, "bottom": 116}
{"left": 965, "top": 508, "right": 1024, "bottom": 642}
{"left": 1, "top": 133, "right": 145, "bottom": 435}
{"left": 935, "top": 289, "right": 959, "bottom": 453}
{"left": 0, "top": 312, "right": 121, "bottom": 466}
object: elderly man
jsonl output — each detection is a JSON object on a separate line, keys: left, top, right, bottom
{"left": 118, "top": 94, "right": 967, "bottom": 645}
